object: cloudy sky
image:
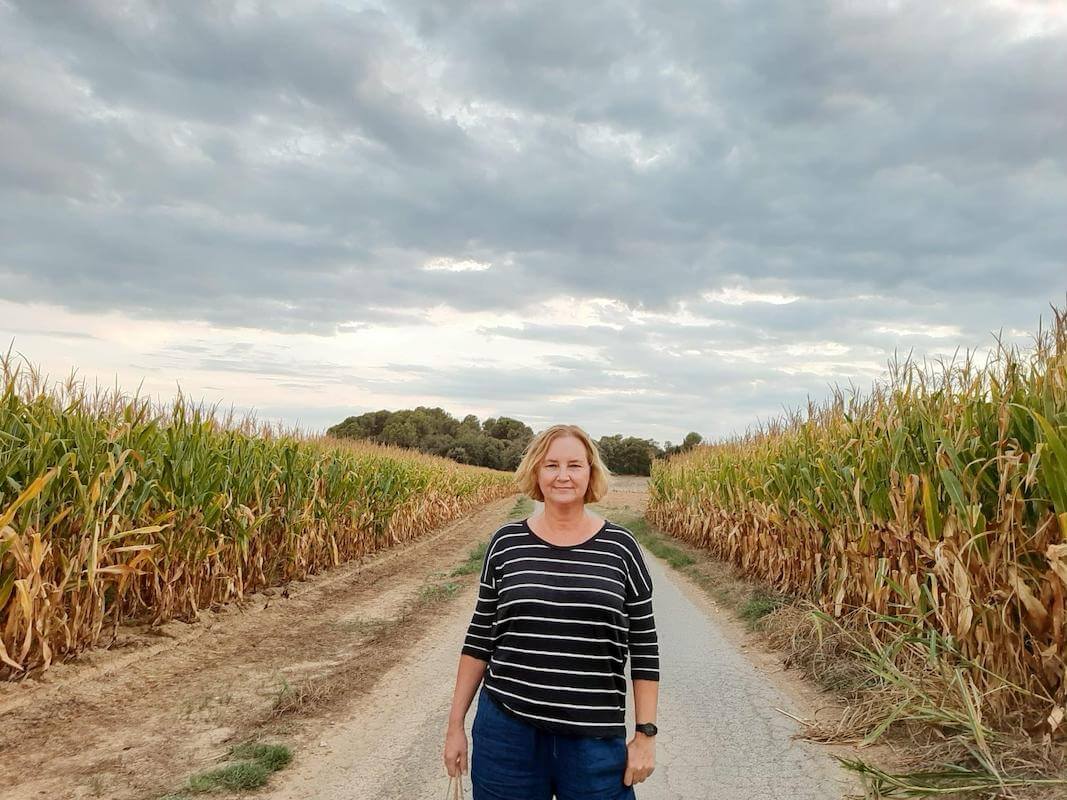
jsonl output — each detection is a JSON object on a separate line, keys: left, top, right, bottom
{"left": 1, "top": 0, "right": 1064, "bottom": 445}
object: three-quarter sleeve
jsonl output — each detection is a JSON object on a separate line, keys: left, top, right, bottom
{"left": 625, "top": 541, "right": 660, "bottom": 681}
{"left": 461, "top": 540, "right": 498, "bottom": 662}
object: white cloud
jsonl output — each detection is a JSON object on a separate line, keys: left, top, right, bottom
{"left": 422, "top": 257, "right": 492, "bottom": 272}
{"left": 874, "top": 323, "right": 963, "bottom": 338}
{"left": 701, "top": 287, "right": 802, "bottom": 306}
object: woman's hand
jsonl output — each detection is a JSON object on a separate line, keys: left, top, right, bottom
{"left": 443, "top": 721, "right": 469, "bottom": 778}
{"left": 623, "top": 735, "right": 656, "bottom": 786}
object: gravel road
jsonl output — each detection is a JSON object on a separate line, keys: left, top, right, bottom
{"left": 261, "top": 509, "right": 856, "bottom": 800}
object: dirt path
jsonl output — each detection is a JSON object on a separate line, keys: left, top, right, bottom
{"left": 0, "top": 495, "right": 522, "bottom": 800}
{"left": 254, "top": 477, "right": 858, "bottom": 800}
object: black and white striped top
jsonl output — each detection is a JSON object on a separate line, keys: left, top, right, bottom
{"left": 461, "top": 516, "right": 660, "bottom": 738}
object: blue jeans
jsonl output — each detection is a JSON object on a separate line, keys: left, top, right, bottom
{"left": 471, "top": 688, "right": 637, "bottom": 800}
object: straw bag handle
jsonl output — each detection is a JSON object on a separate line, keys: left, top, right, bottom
{"left": 444, "top": 774, "right": 465, "bottom": 799}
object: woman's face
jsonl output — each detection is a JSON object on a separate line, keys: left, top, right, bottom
{"left": 538, "top": 435, "right": 590, "bottom": 506}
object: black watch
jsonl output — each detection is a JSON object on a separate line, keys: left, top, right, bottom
{"left": 635, "top": 722, "right": 658, "bottom": 736}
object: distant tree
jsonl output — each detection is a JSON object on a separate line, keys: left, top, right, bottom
{"left": 457, "top": 431, "right": 492, "bottom": 467}
{"left": 446, "top": 445, "right": 470, "bottom": 464}
{"left": 500, "top": 439, "right": 528, "bottom": 471}
{"left": 328, "top": 409, "right": 392, "bottom": 440}
{"left": 596, "top": 435, "right": 622, "bottom": 468}
{"left": 484, "top": 416, "right": 532, "bottom": 442}
{"left": 596, "top": 434, "right": 663, "bottom": 476}
{"left": 661, "top": 431, "right": 705, "bottom": 458}
{"left": 381, "top": 417, "right": 419, "bottom": 448}
{"left": 422, "top": 433, "right": 454, "bottom": 457}
{"left": 329, "top": 408, "right": 670, "bottom": 475}
{"left": 484, "top": 437, "right": 509, "bottom": 470}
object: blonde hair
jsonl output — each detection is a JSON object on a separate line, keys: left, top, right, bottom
{"left": 515, "top": 424, "right": 611, "bottom": 503}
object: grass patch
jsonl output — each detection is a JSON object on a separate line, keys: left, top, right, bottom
{"left": 507, "top": 496, "right": 534, "bottom": 519}
{"left": 166, "top": 739, "right": 292, "bottom": 797}
{"left": 738, "top": 588, "right": 785, "bottom": 629}
{"left": 187, "top": 761, "right": 270, "bottom": 793}
{"left": 227, "top": 742, "right": 292, "bottom": 772}
{"left": 450, "top": 539, "right": 488, "bottom": 577}
{"left": 416, "top": 581, "right": 461, "bottom": 603}
{"left": 623, "top": 515, "right": 695, "bottom": 569}
{"left": 451, "top": 500, "right": 530, "bottom": 578}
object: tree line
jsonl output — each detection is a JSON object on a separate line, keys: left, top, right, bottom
{"left": 326, "top": 407, "right": 703, "bottom": 475}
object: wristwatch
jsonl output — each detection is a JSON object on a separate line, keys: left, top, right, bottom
{"left": 635, "top": 722, "right": 658, "bottom": 736}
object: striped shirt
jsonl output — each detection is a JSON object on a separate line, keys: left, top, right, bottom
{"left": 461, "top": 516, "right": 659, "bottom": 738}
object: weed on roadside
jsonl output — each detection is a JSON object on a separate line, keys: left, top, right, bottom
{"left": 738, "top": 588, "right": 786, "bottom": 629}
{"left": 163, "top": 740, "right": 292, "bottom": 797}
{"left": 270, "top": 671, "right": 332, "bottom": 716}
{"left": 227, "top": 742, "right": 292, "bottom": 772}
{"left": 178, "top": 692, "right": 235, "bottom": 720}
{"left": 451, "top": 501, "right": 529, "bottom": 577}
{"left": 508, "top": 496, "right": 534, "bottom": 519}
{"left": 450, "top": 539, "right": 489, "bottom": 576}
{"left": 624, "top": 516, "right": 695, "bottom": 569}
{"left": 270, "top": 673, "right": 295, "bottom": 709}
{"left": 788, "top": 607, "right": 1067, "bottom": 798}
{"left": 417, "top": 581, "right": 461, "bottom": 603}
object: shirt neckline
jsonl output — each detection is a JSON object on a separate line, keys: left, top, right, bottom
{"left": 522, "top": 516, "right": 610, "bottom": 550}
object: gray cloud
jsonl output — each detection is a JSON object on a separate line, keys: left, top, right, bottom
{"left": 5, "top": 328, "right": 99, "bottom": 341}
{"left": 1, "top": 0, "right": 1064, "bottom": 441}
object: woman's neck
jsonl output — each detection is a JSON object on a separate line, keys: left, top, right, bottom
{"left": 535, "top": 502, "right": 601, "bottom": 535}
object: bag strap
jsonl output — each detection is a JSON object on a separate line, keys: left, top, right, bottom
{"left": 444, "top": 774, "right": 465, "bottom": 799}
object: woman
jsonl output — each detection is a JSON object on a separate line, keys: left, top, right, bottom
{"left": 443, "top": 424, "right": 659, "bottom": 799}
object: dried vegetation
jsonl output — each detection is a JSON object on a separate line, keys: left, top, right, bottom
{"left": 0, "top": 355, "right": 515, "bottom": 677}
{"left": 648, "top": 303, "right": 1067, "bottom": 796}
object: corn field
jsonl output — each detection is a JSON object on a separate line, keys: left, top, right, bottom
{"left": 0, "top": 356, "right": 515, "bottom": 678}
{"left": 648, "top": 305, "right": 1067, "bottom": 733}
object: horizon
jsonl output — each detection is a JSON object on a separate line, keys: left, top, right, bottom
{"left": 4, "top": 301, "right": 1062, "bottom": 449}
